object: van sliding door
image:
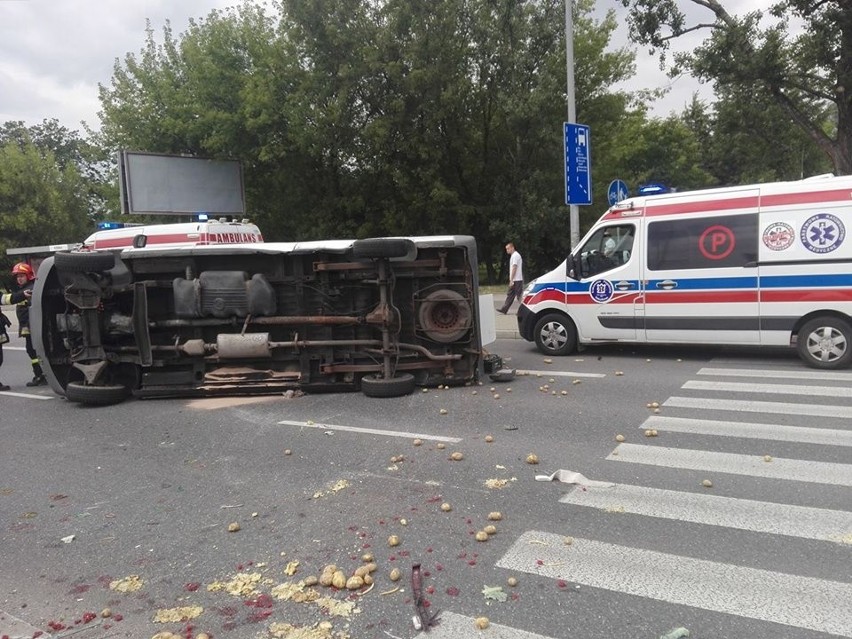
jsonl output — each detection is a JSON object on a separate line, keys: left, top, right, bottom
{"left": 643, "top": 191, "right": 760, "bottom": 344}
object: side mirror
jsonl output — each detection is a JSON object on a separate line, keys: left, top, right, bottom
{"left": 566, "top": 254, "right": 579, "bottom": 280}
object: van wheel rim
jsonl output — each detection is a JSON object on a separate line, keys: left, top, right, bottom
{"left": 541, "top": 322, "right": 568, "bottom": 350}
{"left": 806, "top": 326, "right": 847, "bottom": 362}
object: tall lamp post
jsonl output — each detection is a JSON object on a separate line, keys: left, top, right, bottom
{"left": 565, "top": 0, "right": 580, "bottom": 249}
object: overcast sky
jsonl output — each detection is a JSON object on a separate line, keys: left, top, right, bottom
{"left": 0, "top": 0, "right": 775, "bottom": 134}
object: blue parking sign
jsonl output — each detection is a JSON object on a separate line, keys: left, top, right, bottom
{"left": 564, "top": 123, "right": 591, "bottom": 205}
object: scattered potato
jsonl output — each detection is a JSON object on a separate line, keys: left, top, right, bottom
{"left": 439, "top": 408, "right": 448, "bottom": 415}
{"left": 484, "top": 524, "right": 497, "bottom": 535}
{"left": 388, "top": 534, "right": 401, "bottom": 547}
{"left": 488, "top": 512, "right": 503, "bottom": 521}
{"left": 436, "top": 442, "right": 446, "bottom": 450}
{"left": 362, "top": 553, "right": 374, "bottom": 562}
{"left": 526, "top": 453, "right": 539, "bottom": 465}
{"left": 702, "top": 479, "right": 713, "bottom": 488}
{"left": 475, "top": 617, "right": 490, "bottom": 630}
{"left": 450, "top": 451, "right": 464, "bottom": 461}
{"left": 227, "top": 522, "right": 240, "bottom": 533}
{"left": 389, "top": 568, "right": 402, "bottom": 582}
{"left": 485, "top": 435, "right": 494, "bottom": 443}
{"left": 507, "top": 576, "right": 518, "bottom": 587}
{"left": 615, "top": 434, "right": 625, "bottom": 442}
{"left": 441, "top": 503, "right": 452, "bottom": 512}
{"left": 332, "top": 570, "right": 347, "bottom": 589}
{"left": 413, "top": 438, "right": 423, "bottom": 446}
{"left": 346, "top": 575, "right": 364, "bottom": 590}
{"left": 475, "top": 531, "right": 489, "bottom": 542}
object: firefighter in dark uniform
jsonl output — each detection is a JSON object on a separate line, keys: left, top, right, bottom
{"left": 0, "top": 262, "right": 47, "bottom": 386}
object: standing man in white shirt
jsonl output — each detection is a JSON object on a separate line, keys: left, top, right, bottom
{"left": 497, "top": 242, "right": 524, "bottom": 314}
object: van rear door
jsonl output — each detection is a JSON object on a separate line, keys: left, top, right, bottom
{"left": 642, "top": 190, "right": 761, "bottom": 344}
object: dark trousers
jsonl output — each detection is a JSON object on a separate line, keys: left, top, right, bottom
{"left": 499, "top": 281, "right": 524, "bottom": 312}
{"left": 23, "top": 333, "right": 43, "bottom": 377}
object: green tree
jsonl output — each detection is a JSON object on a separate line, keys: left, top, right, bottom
{"left": 620, "top": 0, "right": 851, "bottom": 174}
{"left": 0, "top": 140, "right": 92, "bottom": 276}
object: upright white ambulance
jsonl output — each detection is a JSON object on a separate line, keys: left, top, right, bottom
{"left": 517, "top": 174, "right": 852, "bottom": 369}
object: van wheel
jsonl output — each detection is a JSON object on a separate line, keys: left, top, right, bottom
{"left": 54, "top": 251, "right": 115, "bottom": 273}
{"left": 65, "top": 382, "right": 130, "bottom": 406}
{"left": 533, "top": 313, "right": 576, "bottom": 356}
{"left": 797, "top": 317, "right": 852, "bottom": 369}
{"left": 360, "top": 373, "right": 416, "bottom": 398}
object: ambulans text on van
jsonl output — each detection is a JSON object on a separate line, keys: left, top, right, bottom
{"left": 518, "top": 174, "right": 852, "bottom": 369}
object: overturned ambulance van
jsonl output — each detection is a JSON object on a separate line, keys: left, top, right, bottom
{"left": 31, "top": 236, "right": 486, "bottom": 404}
{"left": 518, "top": 174, "right": 852, "bottom": 369}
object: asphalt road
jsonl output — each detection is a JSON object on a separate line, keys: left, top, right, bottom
{"left": 1, "top": 333, "right": 850, "bottom": 639}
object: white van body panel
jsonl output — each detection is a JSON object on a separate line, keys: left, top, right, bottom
{"left": 518, "top": 175, "right": 852, "bottom": 367}
{"left": 82, "top": 221, "right": 263, "bottom": 251}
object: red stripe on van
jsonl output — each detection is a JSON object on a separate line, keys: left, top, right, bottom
{"left": 644, "top": 291, "right": 759, "bottom": 304}
{"left": 603, "top": 188, "right": 851, "bottom": 220}
{"left": 92, "top": 233, "right": 194, "bottom": 249}
{"left": 760, "top": 188, "right": 852, "bottom": 208}
{"left": 760, "top": 289, "right": 852, "bottom": 303}
{"left": 645, "top": 195, "right": 759, "bottom": 217}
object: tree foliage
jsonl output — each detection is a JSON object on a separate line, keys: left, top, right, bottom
{"left": 0, "top": 131, "right": 92, "bottom": 278}
{"left": 95, "top": 0, "right": 642, "bottom": 278}
{"left": 620, "top": 0, "right": 851, "bottom": 174}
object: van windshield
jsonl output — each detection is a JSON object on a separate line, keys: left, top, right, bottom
{"left": 575, "top": 224, "right": 635, "bottom": 278}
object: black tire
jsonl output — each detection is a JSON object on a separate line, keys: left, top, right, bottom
{"left": 796, "top": 316, "right": 852, "bottom": 369}
{"left": 360, "top": 373, "right": 416, "bottom": 398}
{"left": 65, "top": 381, "right": 130, "bottom": 406}
{"left": 54, "top": 251, "right": 115, "bottom": 273}
{"left": 533, "top": 313, "right": 577, "bottom": 356}
{"left": 352, "top": 238, "right": 415, "bottom": 259}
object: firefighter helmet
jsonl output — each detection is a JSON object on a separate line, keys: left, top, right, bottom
{"left": 11, "top": 262, "right": 35, "bottom": 280}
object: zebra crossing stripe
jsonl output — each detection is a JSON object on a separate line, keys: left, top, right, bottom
{"left": 559, "top": 483, "right": 852, "bottom": 542}
{"left": 276, "top": 420, "right": 462, "bottom": 443}
{"left": 517, "top": 369, "right": 606, "bottom": 378}
{"left": 642, "top": 414, "right": 852, "bottom": 447}
{"left": 664, "top": 396, "right": 852, "bottom": 418}
{"left": 496, "top": 532, "right": 852, "bottom": 637}
{"left": 683, "top": 379, "right": 852, "bottom": 397}
{"left": 698, "top": 366, "right": 852, "bottom": 381}
{"left": 424, "top": 611, "right": 558, "bottom": 639}
{"left": 607, "top": 443, "right": 852, "bottom": 486}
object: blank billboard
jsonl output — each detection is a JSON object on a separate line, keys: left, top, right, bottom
{"left": 119, "top": 151, "right": 245, "bottom": 216}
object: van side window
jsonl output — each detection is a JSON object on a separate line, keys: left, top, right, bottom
{"left": 647, "top": 214, "right": 757, "bottom": 271}
{"left": 576, "top": 224, "right": 635, "bottom": 278}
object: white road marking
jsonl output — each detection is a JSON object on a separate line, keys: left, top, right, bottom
{"left": 277, "top": 419, "right": 462, "bottom": 443}
{"left": 559, "top": 482, "right": 852, "bottom": 542}
{"left": 664, "top": 396, "right": 852, "bottom": 418}
{"left": 682, "top": 379, "right": 852, "bottom": 397}
{"left": 517, "top": 369, "right": 606, "bottom": 378}
{"left": 641, "top": 414, "right": 852, "bottom": 446}
{"left": 607, "top": 443, "right": 852, "bottom": 486}
{"left": 0, "top": 390, "right": 53, "bottom": 400}
{"left": 497, "top": 532, "right": 852, "bottom": 637}
{"left": 698, "top": 366, "right": 852, "bottom": 381}
{"left": 425, "top": 611, "right": 559, "bottom": 639}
